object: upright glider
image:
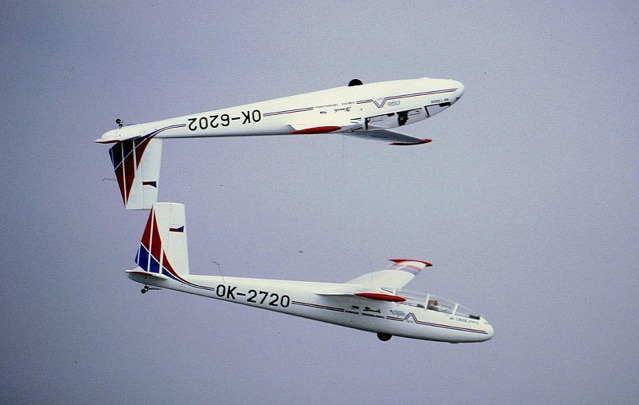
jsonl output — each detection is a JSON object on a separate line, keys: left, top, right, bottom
{"left": 97, "top": 77, "right": 464, "bottom": 209}
{"left": 127, "top": 203, "right": 493, "bottom": 343}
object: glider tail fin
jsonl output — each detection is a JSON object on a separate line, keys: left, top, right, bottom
{"left": 108, "top": 136, "right": 162, "bottom": 210}
{"left": 133, "top": 202, "right": 190, "bottom": 279}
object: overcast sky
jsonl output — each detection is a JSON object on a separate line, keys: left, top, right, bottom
{"left": 2, "top": 1, "right": 638, "bottom": 404}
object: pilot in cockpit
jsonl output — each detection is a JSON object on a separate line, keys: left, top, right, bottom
{"left": 427, "top": 299, "right": 440, "bottom": 311}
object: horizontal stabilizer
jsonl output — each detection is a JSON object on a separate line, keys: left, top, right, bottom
{"left": 346, "top": 130, "right": 430, "bottom": 146}
{"left": 126, "top": 268, "right": 169, "bottom": 280}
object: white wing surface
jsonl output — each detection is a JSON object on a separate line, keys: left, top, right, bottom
{"left": 346, "top": 130, "right": 431, "bottom": 146}
{"left": 347, "top": 259, "right": 432, "bottom": 289}
{"left": 316, "top": 259, "right": 432, "bottom": 302}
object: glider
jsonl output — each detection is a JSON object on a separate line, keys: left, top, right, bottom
{"left": 127, "top": 203, "right": 493, "bottom": 343}
{"left": 97, "top": 77, "right": 464, "bottom": 209}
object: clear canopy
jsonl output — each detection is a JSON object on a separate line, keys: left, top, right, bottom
{"left": 384, "top": 288, "right": 481, "bottom": 320}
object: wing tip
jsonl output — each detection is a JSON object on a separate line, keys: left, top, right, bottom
{"left": 390, "top": 258, "right": 433, "bottom": 267}
{"left": 390, "top": 138, "right": 432, "bottom": 146}
{"left": 291, "top": 125, "right": 342, "bottom": 134}
{"left": 355, "top": 292, "right": 406, "bottom": 302}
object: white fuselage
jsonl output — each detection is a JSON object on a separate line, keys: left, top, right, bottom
{"left": 97, "top": 77, "right": 464, "bottom": 143}
{"left": 127, "top": 270, "right": 493, "bottom": 343}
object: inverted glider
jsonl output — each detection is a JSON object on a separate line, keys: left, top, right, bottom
{"left": 97, "top": 77, "right": 464, "bottom": 209}
{"left": 127, "top": 203, "right": 493, "bottom": 343}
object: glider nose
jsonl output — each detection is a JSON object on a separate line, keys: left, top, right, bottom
{"left": 451, "top": 80, "right": 464, "bottom": 102}
{"left": 483, "top": 321, "right": 494, "bottom": 341}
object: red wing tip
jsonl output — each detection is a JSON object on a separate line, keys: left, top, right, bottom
{"left": 391, "top": 259, "right": 433, "bottom": 267}
{"left": 292, "top": 126, "right": 342, "bottom": 134}
{"left": 390, "top": 138, "right": 432, "bottom": 146}
{"left": 355, "top": 292, "right": 406, "bottom": 302}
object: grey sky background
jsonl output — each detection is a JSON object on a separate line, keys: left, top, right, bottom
{"left": 2, "top": 1, "right": 638, "bottom": 403}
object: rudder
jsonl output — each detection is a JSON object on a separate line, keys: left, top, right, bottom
{"left": 134, "top": 202, "right": 190, "bottom": 280}
{"left": 109, "top": 136, "right": 162, "bottom": 210}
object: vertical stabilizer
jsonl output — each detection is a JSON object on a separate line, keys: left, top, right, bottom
{"left": 109, "top": 136, "right": 162, "bottom": 210}
{"left": 135, "top": 203, "right": 190, "bottom": 280}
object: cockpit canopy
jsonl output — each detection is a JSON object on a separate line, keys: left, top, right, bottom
{"left": 385, "top": 288, "right": 482, "bottom": 320}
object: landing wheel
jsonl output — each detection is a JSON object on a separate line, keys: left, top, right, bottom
{"left": 377, "top": 333, "right": 392, "bottom": 342}
{"left": 141, "top": 286, "right": 149, "bottom": 294}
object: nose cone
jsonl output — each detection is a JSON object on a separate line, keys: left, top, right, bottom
{"left": 451, "top": 80, "right": 464, "bottom": 102}
{"left": 483, "top": 321, "right": 494, "bottom": 341}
